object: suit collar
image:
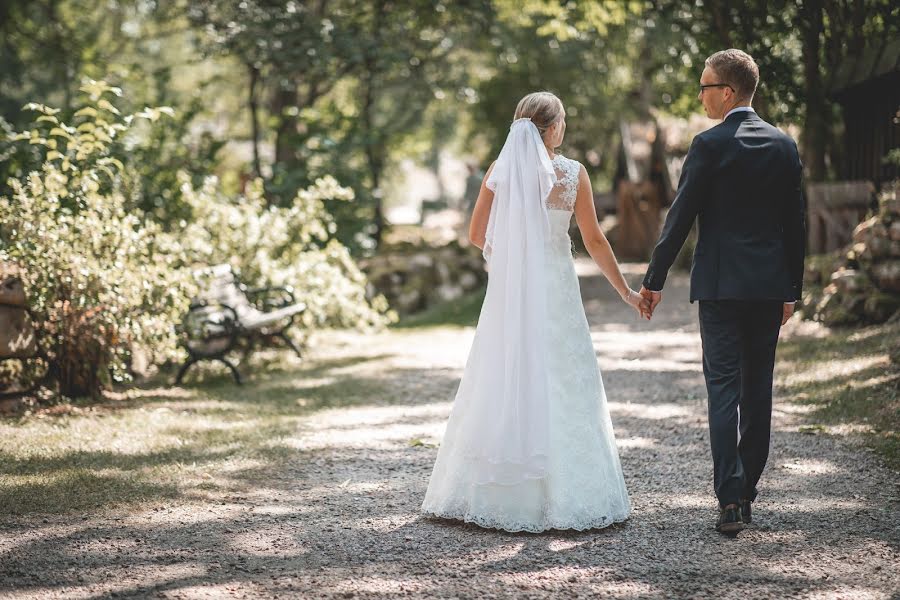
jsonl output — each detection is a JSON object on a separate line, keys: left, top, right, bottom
{"left": 724, "top": 108, "right": 757, "bottom": 122}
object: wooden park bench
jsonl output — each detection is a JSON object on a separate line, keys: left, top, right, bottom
{"left": 175, "top": 264, "right": 306, "bottom": 385}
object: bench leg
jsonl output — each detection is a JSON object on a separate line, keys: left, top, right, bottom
{"left": 174, "top": 357, "right": 198, "bottom": 385}
{"left": 218, "top": 357, "right": 242, "bottom": 385}
{"left": 279, "top": 331, "right": 303, "bottom": 358}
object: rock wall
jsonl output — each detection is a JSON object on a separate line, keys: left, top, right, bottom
{"left": 361, "top": 241, "right": 487, "bottom": 316}
{"left": 803, "top": 182, "right": 900, "bottom": 325}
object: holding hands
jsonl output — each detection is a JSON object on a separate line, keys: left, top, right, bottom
{"left": 638, "top": 286, "right": 662, "bottom": 321}
{"left": 622, "top": 288, "right": 653, "bottom": 319}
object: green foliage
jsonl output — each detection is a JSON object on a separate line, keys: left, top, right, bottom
{"left": 177, "top": 173, "right": 397, "bottom": 332}
{"left": 1, "top": 80, "right": 395, "bottom": 398}
{"left": 0, "top": 81, "right": 196, "bottom": 398}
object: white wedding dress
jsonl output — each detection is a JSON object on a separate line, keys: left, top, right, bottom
{"left": 421, "top": 150, "right": 631, "bottom": 533}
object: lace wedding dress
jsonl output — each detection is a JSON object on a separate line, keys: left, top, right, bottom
{"left": 421, "top": 151, "right": 631, "bottom": 533}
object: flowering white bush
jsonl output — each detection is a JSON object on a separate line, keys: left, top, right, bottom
{"left": 1, "top": 80, "right": 393, "bottom": 398}
{"left": 0, "top": 81, "right": 195, "bottom": 397}
{"left": 178, "top": 174, "right": 396, "bottom": 333}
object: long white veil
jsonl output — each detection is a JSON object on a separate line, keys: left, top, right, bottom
{"left": 458, "top": 117, "right": 556, "bottom": 486}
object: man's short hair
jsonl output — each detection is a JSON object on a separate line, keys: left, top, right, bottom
{"left": 705, "top": 49, "right": 760, "bottom": 101}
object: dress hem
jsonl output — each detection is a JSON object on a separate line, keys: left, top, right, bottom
{"left": 421, "top": 508, "right": 630, "bottom": 534}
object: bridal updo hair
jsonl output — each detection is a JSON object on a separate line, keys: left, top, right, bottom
{"left": 514, "top": 92, "right": 564, "bottom": 138}
{"left": 705, "top": 49, "right": 759, "bottom": 102}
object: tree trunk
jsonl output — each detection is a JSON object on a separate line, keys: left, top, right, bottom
{"left": 272, "top": 83, "right": 298, "bottom": 167}
{"left": 361, "top": 77, "right": 385, "bottom": 246}
{"left": 361, "top": 0, "right": 387, "bottom": 246}
{"left": 800, "top": 0, "right": 827, "bottom": 181}
{"left": 247, "top": 64, "right": 262, "bottom": 179}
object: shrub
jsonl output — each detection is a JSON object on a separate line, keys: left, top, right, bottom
{"left": 177, "top": 173, "right": 396, "bottom": 335}
{"left": 0, "top": 81, "right": 195, "bottom": 398}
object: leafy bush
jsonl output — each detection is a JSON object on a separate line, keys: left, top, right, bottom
{"left": 0, "top": 81, "right": 196, "bottom": 398}
{"left": 177, "top": 173, "right": 397, "bottom": 335}
{"left": 1, "top": 80, "right": 394, "bottom": 398}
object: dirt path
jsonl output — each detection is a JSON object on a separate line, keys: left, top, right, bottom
{"left": 1, "top": 263, "right": 897, "bottom": 599}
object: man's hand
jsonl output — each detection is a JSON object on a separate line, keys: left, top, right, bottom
{"left": 623, "top": 289, "right": 652, "bottom": 319}
{"left": 639, "top": 286, "right": 662, "bottom": 320}
{"left": 782, "top": 302, "right": 795, "bottom": 326}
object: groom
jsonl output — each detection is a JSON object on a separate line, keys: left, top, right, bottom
{"left": 640, "top": 49, "right": 806, "bottom": 535}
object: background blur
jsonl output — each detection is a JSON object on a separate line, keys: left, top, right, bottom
{"left": 1, "top": 0, "right": 898, "bottom": 400}
{"left": 2, "top": 0, "right": 897, "bottom": 250}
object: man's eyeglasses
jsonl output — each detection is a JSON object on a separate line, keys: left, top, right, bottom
{"left": 699, "top": 83, "right": 734, "bottom": 93}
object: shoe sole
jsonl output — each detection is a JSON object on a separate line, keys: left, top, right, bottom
{"left": 716, "top": 522, "right": 745, "bottom": 535}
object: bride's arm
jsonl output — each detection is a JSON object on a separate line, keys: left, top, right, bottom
{"left": 468, "top": 161, "right": 496, "bottom": 250}
{"left": 574, "top": 165, "right": 647, "bottom": 315}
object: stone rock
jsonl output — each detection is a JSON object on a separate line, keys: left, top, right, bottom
{"left": 361, "top": 240, "right": 487, "bottom": 316}
{"left": 409, "top": 253, "right": 434, "bottom": 269}
{"left": 862, "top": 236, "right": 890, "bottom": 261}
{"left": 852, "top": 216, "right": 878, "bottom": 243}
{"left": 459, "top": 272, "right": 479, "bottom": 291}
{"left": 871, "top": 260, "right": 900, "bottom": 292}
{"left": 830, "top": 269, "right": 865, "bottom": 292}
{"left": 890, "top": 221, "right": 900, "bottom": 242}
{"left": 436, "top": 284, "right": 463, "bottom": 303}
{"left": 880, "top": 196, "right": 900, "bottom": 219}
{"left": 862, "top": 290, "right": 900, "bottom": 322}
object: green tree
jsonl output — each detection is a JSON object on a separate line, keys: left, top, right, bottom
{"left": 647, "top": 0, "right": 899, "bottom": 181}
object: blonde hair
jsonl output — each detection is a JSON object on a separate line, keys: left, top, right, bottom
{"left": 513, "top": 91, "right": 564, "bottom": 138}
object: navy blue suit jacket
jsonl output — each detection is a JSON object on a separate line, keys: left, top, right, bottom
{"left": 643, "top": 110, "right": 806, "bottom": 302}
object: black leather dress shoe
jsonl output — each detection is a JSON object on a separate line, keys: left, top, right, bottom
{"left": 740, "top": 499, "right": 752, "bottom": 524}
{"left": 715, "top": 504, "right": 744, "bottom": 536}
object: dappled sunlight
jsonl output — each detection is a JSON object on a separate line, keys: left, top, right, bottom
{"left": 594, "top": 330, "right": 702, "bottom": 372}
{"left": 778, "top": 458, "right": 840, "bottom": 475}
{"left": 780, "top": 355, "right": 888, "bottom": 386}
{"left": 461, "top": 541, "right": 526, "bottom": 565}
{"left": 804, "top": 588, "right": 889, "bottom": 600}
{"left": 228, "top": 527, "right": 308, "bottom": 558}
{"left": 608, "top": 401, "right": 693, "bottom": 420}
{"left": 615, "top": 436, "right": 660, "bottom": 449}
{"left": 283, "top": 403, "right": 450, "bottom": 451}
{"left": 773, "top": 402, "right": 818, "bottom": 416}
{"left": 2, "top": 272, "right": 896, "bottom": 599}
{"left": 19, "top": 563, "right": 210, "bottom": 598}
{"left": 637, "top": 492, "right": 711, "bottom": 510}
{"left": 546, "top": 538, "right": 591, "bottom": 552}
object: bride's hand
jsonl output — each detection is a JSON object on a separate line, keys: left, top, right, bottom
{"left": 622, "top": 289, "right": 651, "bottom": 319}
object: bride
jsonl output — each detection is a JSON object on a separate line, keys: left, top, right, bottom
{"left": 421, "top": 92, "right": 647, "bottom": 533}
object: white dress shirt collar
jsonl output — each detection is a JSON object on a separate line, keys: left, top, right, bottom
{"left": 725, "top": 106, "right": 755, "bottom": 119}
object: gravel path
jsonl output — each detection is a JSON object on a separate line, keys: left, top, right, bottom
{"left": 1, "top": 262, "right": 897, "bottom": 599}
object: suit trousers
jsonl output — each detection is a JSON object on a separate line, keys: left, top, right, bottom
{"left": 698, "top": 300, "right": 783, "bottom": 507}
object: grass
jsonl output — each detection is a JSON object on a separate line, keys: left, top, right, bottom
{"left": 392, "top": 285, "right": 486, "bottom": 329}
{"left": 0, "top": 351, "right": 401, "bottom": 516}
{"left": 776, "top": 319, "right": 900, "bottom": 471}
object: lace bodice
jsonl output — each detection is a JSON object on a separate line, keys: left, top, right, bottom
{"left": 546, "top": 154, "right": 581, "bottom": 211}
